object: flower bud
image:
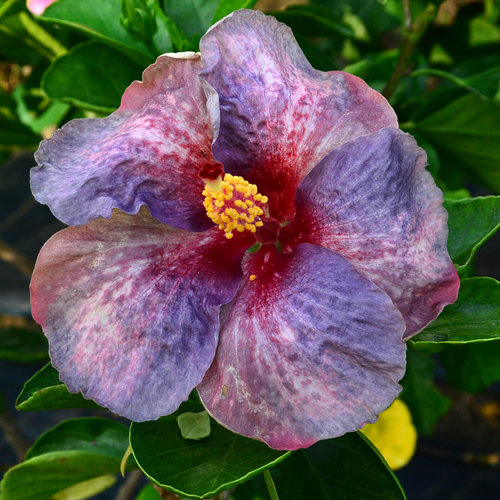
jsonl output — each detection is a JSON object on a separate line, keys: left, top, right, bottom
{"left": 120, "top": 0, "right": 157, "bottom": 43}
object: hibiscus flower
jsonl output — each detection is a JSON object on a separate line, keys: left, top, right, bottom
{"left": 30, "top": 10, "right": 459, "bottom": 450}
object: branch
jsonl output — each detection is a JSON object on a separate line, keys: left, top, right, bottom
{"left": 0, "top": 402, "right": 31, "bottom": 462}
{"left": 383, "top": 2, "right": 436, "bottom": 100}
{"left": 114, "top": 470, "right": 144, "bottom": 500}
{"left": 0, "top": 239, "right": 34, "bottom": 277}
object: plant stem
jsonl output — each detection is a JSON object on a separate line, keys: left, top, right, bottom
{"left": 0, "top": 399, "right": 31, "bottom": 462}
{"left": 383, "top": 2, "right": 436, "bottom": 100}
{"left": 263, "top": 470, "right": 279, "bottom": 500}
{"left": 0, "top": 0, "right": 19, "bottom": 21}
{"left": 410, "top": 68, "right": 485, "bottom": 97}
{"left": 18, "top": 12, "right": 67, "bottom": 60}
{"left": 114, "top": 470, "right": 143, "bottom": 500}
{"left": 0, "top": 238, "right": 34, "bottom": 277}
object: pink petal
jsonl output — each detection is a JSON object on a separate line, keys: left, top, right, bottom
{"left": 31, "top": 209, "right": 253, "bottom": 421}
{"left": 200, "top": 9, "right": 397, "bottom": 222}
{"left": 27, "top": 0, "right": 56, "bottom": 15}
{"left": 31, "top": 53, "right": 219, "bottom": 232}
{"left": 198, "top": 243, "right": 406, "bottom": 450}
{"left": 281, "top": 127, "right": 460, "bottom": 338}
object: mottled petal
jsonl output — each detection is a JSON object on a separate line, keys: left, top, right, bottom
{"left": 199, "top": 243, "right": 406, "bottom": 450}
{"left": 281, "top": 127, "right": 460, "bottom": 338}
{"left": 31, "top": 53, "right": 219, "bottom": 231}
{"left": 200, "top": 9, "right": 397, "bottom": 222}
{"left": 31, "top": 209, "right": 252, "bottom": 421}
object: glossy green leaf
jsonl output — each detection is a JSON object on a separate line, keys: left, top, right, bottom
{"left": 0, "top": 327, "right": 48, "bottom": 362}
{"left": 177, "top": 411, "right": 211, "bottom": 440}
{"left": 412, "top": 278, "right": 500, "bottom": 347}
{"left": 445, "top": 196, "right": 500, "bottom": 270}
{"left": 440, "top": 340, "right": 500, "bottom": 393}
{"left": 42, "top": 41, "right": 143, "bottom": 112}
{"left": 41, "top": 0, "right": 172, "bottom": 63}
{"left": 16, "top": 363, "right": 101, "bottom": 411}
{"left": 400, "top": 350, "right": 451, "bottom": 435}
{"left": 26, "top": 418, "right": 130, "bottom": 459}
{"left": 163, "top": 0, "right": 219, "bottom": 39}
{"left": 270, "top": 4, "right": 354, "bottom": 39}
{"left": 0, "top": 418, "right": 134, "bottom": 500}
{"left": 212, "top": 0, "right": 258, "bottom": 24}
{"left": 269, "top": 433, "right": 406, "bottom": 499}
{"left": 416, "top": 94, "right": 500, "bottom": 192}
{"left": 130, "top": 400, "right": 290, "bottom": 499}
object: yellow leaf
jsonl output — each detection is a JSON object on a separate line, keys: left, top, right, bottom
{"left": 52, "top": 475, "right": 116, "bottom": 500}
{"left": 361, "top": 399, "right": 417, "bottom": 470}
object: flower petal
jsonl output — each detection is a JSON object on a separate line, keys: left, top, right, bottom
{"left": 200, "top": 9, "right": 397, "bottom": 222}
{"left": 31, "top": 53, "right": 219, "bottom": 231}
{"left": 281, "top": 127, "right": 460, "bottom": 338}
{"left": 198, "top": 243, "right": 406, "bottom": 450}
{"left": 31, "top": 209, "right": 252, "bottom": 421}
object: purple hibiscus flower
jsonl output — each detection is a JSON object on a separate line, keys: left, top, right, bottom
{"left": 30, "top": 10, "right": 459, "bottom": 450}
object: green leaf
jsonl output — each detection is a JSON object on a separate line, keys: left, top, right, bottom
{"left": 41, "top": 0, "right": 172, "bottom": 64}
{"left": 16, "top": 363, "right": 101, "bottom": 411}
{"left": 42, "top": 41, "right": 143, "bottom": 112}
{"left": 163, "top": 0, "right": 219, "bottom": 39}
{"left": 12, "top": 85, "right": 71, "bottom": 134}
{"left": 416, "top": 94, "right": 500, "bottom": 193}
{"left": 177, "top": 411, "right": 211, "bottom": 440}
{"left": 212, "top": 0, "right": 258, "bottom": 24}
{"left": 0, "top": 418, "right": 134, "bottom": 500}
{"left": 0, "top": 327, "right": 48, "bottom": 363}
{"left": 130, "top": 400, "right": 290, "bottom": 499}
{"left": 445, "top": 196, "right": 500, "bottom": 270}
{"left": 269, "top": 433, "right": 406, "bottom": 499}
{"left": 411, "top": 278, "right": 500, "bottom": 346}
{"left": 400, "top": 350, "right": 451, "bottom": 435}
{"left": 26, "top": 418, "right": 130, "bottom": 459}
{"left": 440, "top": 340, "right": 500, "bottom": 393}
{"left": 270, "top": 4, "right": 354, "bottom": 39}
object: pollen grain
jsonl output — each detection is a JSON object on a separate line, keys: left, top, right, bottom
{"left": 203, "top": 173, "right": 267, "bottom": 239}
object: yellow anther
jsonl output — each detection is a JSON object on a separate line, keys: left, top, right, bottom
{"left": 203, "top": 173, "right": 267, "bottom": 238}
{"left": 249, "top": 275, "right": 257, "bottom": 281}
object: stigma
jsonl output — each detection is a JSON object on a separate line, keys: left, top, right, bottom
{"left": 203, "top": 173, "right": 268, "bottom": 239}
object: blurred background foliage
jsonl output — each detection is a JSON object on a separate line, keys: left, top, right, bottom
{"left": 1, "top": 0, "right": 500, "bottom": 499}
